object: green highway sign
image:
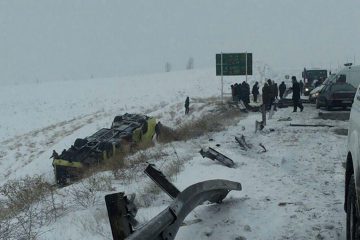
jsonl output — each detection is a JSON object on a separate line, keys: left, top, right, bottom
{"left": 216, "top": 53, "right": 252, "bottom": 76}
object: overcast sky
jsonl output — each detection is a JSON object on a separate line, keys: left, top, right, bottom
{"left": 0, "top": 0, "right": 359, "bottom": 83}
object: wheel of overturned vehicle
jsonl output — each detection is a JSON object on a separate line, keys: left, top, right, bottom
{"left": 74, "top": 138, "right": 88, "bottom": 148}
{"left": 113, "top": 115, "right": 123, "bottom": 122}
{"left": 347, "top": 175, "right": 360, "bottom": 240}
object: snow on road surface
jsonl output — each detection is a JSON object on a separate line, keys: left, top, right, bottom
{"left": 172, "top": 106, "right": 347, "bottom": 239}
{"left": 0, "top": 68, "right": 348, "bottom": 239}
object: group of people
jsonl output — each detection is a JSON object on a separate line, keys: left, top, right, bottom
{"left": 261, "top": 79, "right": 279, "bottom": 110}
{"left": 231, "top": 81, "right": 251, "bottom": 106}
{"left": 261, "top": 77, "right": 303, "bottom": 112}
{"left": 236, "top": 76, "right": 304, "bottom": 112}
{"left": 184, "top": 75, "right": 304, "bottom": 115}
{"left": 231, "top": 79, "right": 289, "bottom": 109}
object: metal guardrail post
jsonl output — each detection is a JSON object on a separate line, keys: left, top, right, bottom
{"left": 105, "top": 192, "right": 136, "bottom": 240}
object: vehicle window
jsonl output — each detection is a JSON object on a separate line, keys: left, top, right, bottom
{"left": 331, "top": 84, "right": 356, "bottom": 92}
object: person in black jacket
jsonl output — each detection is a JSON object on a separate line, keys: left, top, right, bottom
{"left": 252, "top": 82, "right": 259, "bottom": 103}
{"left": 236, "top": 83, "right": 244, "bottom": 101}
{"left": 262, "top": 82, "right": 271, "bottom": 110}
{"left": 267, "top": 79, "right": 274, "bottom": 110}
{"left": 279, "top": 81, "right": 286, "bottom": 99}
{"left": 291, "top": 76, "right": 304, "bottom": 112}
{"left": 185, "top": 96, "right": 190, "bottom": 114}
{"left": 242, "top": 81, "right": 250, "bottom": 105}
{"left": 155, "top": 121, "right": 162, "bottom": 140}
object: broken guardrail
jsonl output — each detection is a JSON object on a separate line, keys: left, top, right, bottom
{"left": 144, "top": 164, "right": 180, "bottom": 199}
{"left": 105, "top": 180, "right": 242, "bottom": 240}
{"left": 127, "top": 179, "right": 241, "bottom": 240}
{"left": 105, "top": 164, "right": 242, "bottom": 240}
{"left": 199, "top": 147, "right": 235, "bottom": 168}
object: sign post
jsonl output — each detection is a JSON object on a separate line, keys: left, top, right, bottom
{"left": 245, "top": 51, "right": 248, "bottom": 82}
{"left": 221, "top": 52, "right": 224, "bottom": 102}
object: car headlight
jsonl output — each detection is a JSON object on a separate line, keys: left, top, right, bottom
{"left": 305, "top": 88, "right": 309, "bottom": 92}
{"left": 315, "top": 93, "right": 319, "bottom": 96}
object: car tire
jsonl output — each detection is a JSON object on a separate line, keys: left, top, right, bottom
{"left": 74, "top": 138, "right": 88, "bottom": 148}
{"left": 347, "top": 175, "right": 360, "bottom": 240}
{"left": 316, "top": 99, "right": 320, "bottom": 109}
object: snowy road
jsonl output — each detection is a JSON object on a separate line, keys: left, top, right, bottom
{"left": 169, "top": 104, "right": 347, "bottom": 240}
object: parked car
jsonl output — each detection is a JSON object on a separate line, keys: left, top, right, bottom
{"left": 309, "top": 85, "right": 324, "bottom": 103}
{"left": 315, "top": 82, "right": 356, "bottom": 110}
{"left": 344, "top": 85, "right": 360, "bottom": 239}
{"left": 309, "top": 74, "right": 338, "bottom": 103}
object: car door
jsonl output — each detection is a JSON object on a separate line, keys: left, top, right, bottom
{"left": 318, "top": 84, "right": 330, "bottom": 104}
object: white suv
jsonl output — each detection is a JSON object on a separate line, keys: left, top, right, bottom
{"left": 345, "top": 85, "right": 360, "bottom": 239}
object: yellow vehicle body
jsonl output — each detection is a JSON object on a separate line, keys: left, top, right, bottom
{"left": 52, "top": 114, "right": 156, "bottom": 185}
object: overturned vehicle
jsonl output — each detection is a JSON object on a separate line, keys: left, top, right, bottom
{"left": 52, "top": 113, "right": 157, "bottom": 185}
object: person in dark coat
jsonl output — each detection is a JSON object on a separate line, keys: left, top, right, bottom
{"left": 299, "top": 80, "right": 304, "bottom": 95}
{"left": 231, "top": 84, "right": 235, "bottom": 101}
{"left": 245, "top": 82, "right": 251, "bottom": 104}
{"left": 267, "top": 79, "right": 274, "bottom": 110}
{"left": 291, "top": 76, "right": 304, "bottom": 112}
{"left": 242, "top": 81, "right": 250, "bottom": 105}
{"left": 185, "top": 96, "right": 190, "bottom": 114}
{"left": 279, "top": 81, "right": 286, "bottom": 99}
{"left": 262, "top": 82, "right": 270, "bottom": 110}
{"left": 155, "top": 121, "right": 162, "bottom": 140}
{"left": 233, "top": 83, "right": 239, "bottom": 102}
{"left": 236, "top": 83, "right": 243, "bottom": 102}
{"left": 252, "top": 82, "right": 259, "bottom": 103}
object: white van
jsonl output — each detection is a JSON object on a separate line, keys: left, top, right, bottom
{"left": 344, "top": 84, "right": 360, "bottom": 238}
{"left": 336, "top": 65, "right": 360, "bottom": 88}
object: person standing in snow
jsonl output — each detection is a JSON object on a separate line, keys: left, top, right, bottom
{"left": 262, "top": 82, "right": 270, "bottom": 110}
{"left": 155, "top": 121, "right": 162, "bottom": 140}
{"left": 231, "top": 84, "right": 235, "bottom": 101}
{"left": 267, "top": 79, "right": 274, "bottom": 110}
{"left": 279, "top": 81, "right": 286, "bottom": 99}
{"left": 236, "top": 83, "right": 243, "bottom": 102}
{"left": 252, "top": 82, "right": 259, "bottom": 103}
{"left": 291, "top": 76, "right": 304, "bottom": 112}
{"left": 242, "top": 81, "right": 250, "bottom": 105}
{"left": 185, "top": 96, "right": 190, "bottom": 115}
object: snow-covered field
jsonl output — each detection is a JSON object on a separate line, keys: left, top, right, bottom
{"left": 0, "top": 68, "right": 347, "bottom": 239}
